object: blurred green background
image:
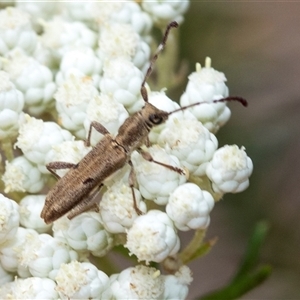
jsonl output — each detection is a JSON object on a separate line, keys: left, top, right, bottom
{"left": 178, "top": 2, "right": 300, "bottom": 299}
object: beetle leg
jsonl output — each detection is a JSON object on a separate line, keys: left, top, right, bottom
{"left": 85, "top": 121, "right": 110, "bottom": 147}
{"left": 128, "top": 160, "right": 143, "bottom": 215}
{"left": 138, "top": 149, "right": 185, "bottom": 175}
{"left": 67, "top": 184, "right": 103, "bottom": 220}
{"left": 46, "top": 161, "right": 78, "bottom": 179}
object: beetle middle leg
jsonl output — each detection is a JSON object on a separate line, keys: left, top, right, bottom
{"left": 128, "top": 160, "right": 143, "bottom": 216}
{"left": 138, "top": 148, "right": 185, "bottom": 175}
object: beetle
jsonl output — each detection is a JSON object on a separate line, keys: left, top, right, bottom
{"left": 41, "top": 21, "right": 247, "bottom": 224}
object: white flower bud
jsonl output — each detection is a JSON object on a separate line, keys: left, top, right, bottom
{"left": 52, "top": 213, "right": 114, "bottom": 257}
{"left": 0, "top": 277, "right": 58, "bottom": 299}
{"left": 56, "top": 46, "right": 102, "bottom": 87}
{"left": 19, "top": 195, "right": 51, "bottom": 233}
{"left": 103, "top": 265, "right": 164, "bottom": 299}
{"left": 3, "top": 49, "right": 56, "bottom": 116}
{"left": 206, "top": 145, "right": 253, "bottom": 194}
{"left": 15, "top": 1, "right": 60, "bottom": 31}
{"left": 166, "top": 183, "right": 214, "bottom": 231}
{"left": 19, "top": 233, "right": 78, "bottom": 279}
{"left": 141, "top": 0, "right": 190, "bottom": 27}
{"left": 100, "top": 181, "right": 147, "bottom": 234}
{"left": 0, "top": 194, "right": 19, "bottom": 245}
{"left": 0, "top": 70, "right": 24, "bottom": 140}
{"left": 45, "top": 139, "right": 91, "bottom": 178}
{"left": 40, "top": 17, "right": 97, "bottom": 59}
{"left": 163, "top": 265, "right": 193, "bottom": 300}
{"left": 15, "top": 114, "right": 73, "bottom": 173}
{"left": 84, "top": 93, "right": 129, "bottom": 144}
{"left": 125, "top": 210, "right": 180, "bottom": 264}
{"left": 131, "top": 146, "right": 186, "bottom": 205}
{"left": 98, "top": 22, "right": 150, "bottom": 72}
{"left": 180, "top": 59, "right": 230, "bottom": 133}
{"left": 99, "top": 57, "right": 145, "bottom": 114}
{"left": 63, "top": 2, "right": 122, "bottom": 28}
{"left": 0, "top": 7, "right": 37, "bottom": 55}
{"left": 158, "top": 118, "right": 218, "bottom": 176}
{"left": 2, "top": 156, "right": 45, "bottom": 193}
{"left": 55, "top": 73, "right": 98, "bottom": 139}
{"left": 55, "top": 261, "right": 109, "bottom": 299}
{"left": 0, "top": 263, "right": 13, "bottom": 286}
{"left": 0, "top": 227, "right": 38, "bottom": 277}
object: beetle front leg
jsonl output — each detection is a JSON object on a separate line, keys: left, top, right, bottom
{"left": 138, "top": 149, "right": 185, "bottom": 175}
{"left": 46, "top": 162, "right": 78, "bottom": 180}
{"left": 86, "top": 121, "right": 111, "bottom": 147}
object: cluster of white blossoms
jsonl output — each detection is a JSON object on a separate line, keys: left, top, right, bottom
{"left": 0, "top": 1, "right": 253, "bottom": 299}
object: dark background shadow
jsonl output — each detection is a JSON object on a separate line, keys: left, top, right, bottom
{"left": 177, "top": 2, "right": 300, "bottom": 299}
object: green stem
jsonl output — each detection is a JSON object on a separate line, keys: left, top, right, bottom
{"left": 0, "top": 140, "right": 14, "bottom": 162}
{"left": 179, "top": 228, "right": 206, "bottom": 264}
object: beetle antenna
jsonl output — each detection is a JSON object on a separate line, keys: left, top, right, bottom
{"left": 168, "top": 96, "right": 248, "bottom": 115}
{"left": 140, "top": 21, "right": 179, "bottom": 103}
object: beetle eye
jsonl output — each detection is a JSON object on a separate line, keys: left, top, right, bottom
{"left": 149, "top": 114, "right": 163, "bottom": 125}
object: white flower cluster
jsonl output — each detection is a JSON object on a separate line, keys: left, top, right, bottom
{"left": 0, "top": 2, "right": 253, "bottom": 299}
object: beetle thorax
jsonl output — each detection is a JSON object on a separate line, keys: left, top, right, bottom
{"left": 115, "top": 102, "right": 169, "bottom": 154}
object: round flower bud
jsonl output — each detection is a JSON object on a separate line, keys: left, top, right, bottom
{"left": 52, "top": 213, "right": 114, "bottom": 257}
{"left": 109, "top": 2, "right": 153, "bottom": 38}
{"left": 84, "top": 93, "right": 129, "bottom": 145}
{"left": 97, "top": 22, "right": 150, "bottom": 72}
{"left": 103, "top": 265, "right": 164, "bottom": 299}
{"left": 15, "top": 1, "right": 60, "bottom": 32}
{"left": 180, "top": 58, "right": 230, "bottom": 133}
{"left": 19, "top": 195, "right": 51, "bottom": 233}
{"left": 99, "top": 57, "right": 145, "bottom": 114}
{"left": 163, "top": 265, "right": 193, "bottom": 300}
{"left": 15, "top": 114, "right": 73, "bottom": 173}
{"left": 55, "top": 261, "right": 109, "bottom": 299}
{"left": 0, "top": 277, "right": 58, "bottom": 299}
{"left": 56, "top": 46, "right": 102, "bottom": 87}
{"left": 206, "top": 145, "right": 253, "bottom": 194}
{"left": 125, "top": 210, "right": 180, "bottom": 264}
{"left": 0, "top": 70, "right": 24, "bottom": 140}
{"left": 158, "top": 118, "right": 218, "bottom": 176}
{"left": 141, "top": 0, "right": 190, "bottom": 27}
{"left": 100, "top": 181, "right": 146, "bottom": 234}
{"left": 19, "top": 233, "right": 78, "bottom": 279}
{"left": 0, "top": 227, "right": 38, "bottom": 277}
{"left": 0, "top": 194, "right": 19, "bottom": 245}
{"left": 0, "top": 263, "right": 13, "bottom": 286}
{"left": 131, "top": 146, "right": 186, "bottom": 205}
{"left": 0, "top": 7, "right": 37, "bottom": 55}
{"left": 2, "top": 156, "right": 45, "bottom": 193}
{"left": 3, "top": 49, "right": 56, "bottom": 116}
{"left": 166, "top": 183, "right": 214, "bottom": 231}
{"left": 40, "top": 17, "right": 97, "bottom": 59}
{"left": 55, "top": 73, "right": 99, "bottom": 139}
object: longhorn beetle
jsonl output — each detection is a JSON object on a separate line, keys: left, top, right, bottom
{"left": 41, "top": 21, "right": 247, "bottom": 224}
